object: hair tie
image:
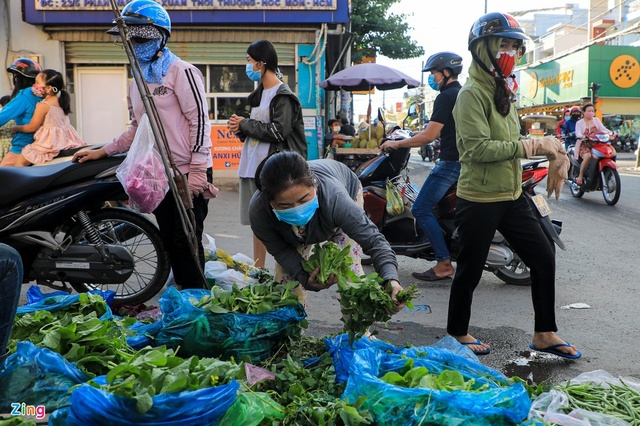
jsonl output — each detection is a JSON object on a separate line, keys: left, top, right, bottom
{"left": 51, "top": 87, "right": 59, "bottom": 94}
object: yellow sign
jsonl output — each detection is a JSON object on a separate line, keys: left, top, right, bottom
{"left": 609, "top": 54, "right": 640, "bottom": 89}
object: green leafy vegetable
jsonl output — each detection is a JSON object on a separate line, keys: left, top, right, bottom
{"left": 193, "top": 280, "right": 302, "bottom": 315}
{"left": 380, "top": 359, "right": 489, "bottom": 392}
{"left": 301, "top": 241, "right": 358, "bottom": 285}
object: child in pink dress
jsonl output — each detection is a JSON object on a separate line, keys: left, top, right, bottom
{"left": 11, "top": 69, "right": 86, "bottom": 165}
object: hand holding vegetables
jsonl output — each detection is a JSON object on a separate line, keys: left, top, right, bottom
{"left": 302, "top": 242, "right": 420, "bottom": 343}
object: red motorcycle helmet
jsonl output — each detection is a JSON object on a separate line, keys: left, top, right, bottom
{"left": 468, "top": 12, "right": 529, "bottom": 54}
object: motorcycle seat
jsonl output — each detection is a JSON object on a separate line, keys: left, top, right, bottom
{"left": 0, "top": 155, "right": 125, "bottom": 205}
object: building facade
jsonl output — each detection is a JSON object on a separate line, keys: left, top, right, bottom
{"left": 1, "top": 0, "right": 351, "bottom": 184}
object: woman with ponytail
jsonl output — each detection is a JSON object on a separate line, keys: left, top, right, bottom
{"left": 11, "top": 69, "right": 86, "bottom": 165}
{"left": 227, "top": 39, "right": 307, "bottom": 268}
{"left": 446, "top": 12, "right": 579, "bottom": 359}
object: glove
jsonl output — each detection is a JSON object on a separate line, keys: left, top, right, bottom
{"left": 546, "top": 153, "right": 569, "bottom": 200}
{"left": 188, "top": 165, "right": 219, "bottom": 199}
{"left": 521, "top": 136, "right": 564, "bottom": 160}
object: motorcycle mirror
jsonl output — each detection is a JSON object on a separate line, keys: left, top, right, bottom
{"left": 377, "top": 107, "right": 386, "bottom": 128}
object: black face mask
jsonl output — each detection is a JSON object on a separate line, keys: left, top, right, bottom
{"left": 571, "top": 114, "right": 581, "bottom": 120}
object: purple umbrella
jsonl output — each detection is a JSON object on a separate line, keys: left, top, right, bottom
{"left": 320, "top": 63, "right": 420, "bottom": 138}
{"left": 319, "top": 62, "right": 421, "bottom": 92}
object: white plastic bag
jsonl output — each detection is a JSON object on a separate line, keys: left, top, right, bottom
{"left": 116, "top": 114, "right": 169, "bottom": 213}
{"left": 528, "top": 370, "right": 639, "bottom": 426}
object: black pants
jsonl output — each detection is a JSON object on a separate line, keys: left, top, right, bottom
{"left": 153, "top": 169, "right": 211, "bottom": 289}
{"left": 446, "top": 195, "right": 558, "bottom": 336}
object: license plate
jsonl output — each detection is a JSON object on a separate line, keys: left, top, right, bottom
{"left": 532, "top": 194, "right": 551, "bottom": 217}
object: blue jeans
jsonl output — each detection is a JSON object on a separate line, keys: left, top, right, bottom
{"left": 411, "top": 160, "right": 461, "bottom": 261}
{"left": 0, "top": 244, "right": 23, "bottom": 359}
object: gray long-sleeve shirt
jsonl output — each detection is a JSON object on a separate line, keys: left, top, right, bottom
{"left": 249, "top": 159, "right": 399, "bottom": 286}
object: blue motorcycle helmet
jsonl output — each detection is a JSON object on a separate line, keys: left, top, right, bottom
{"left": 107, "top": 0, "right": 171, "bottom": 39}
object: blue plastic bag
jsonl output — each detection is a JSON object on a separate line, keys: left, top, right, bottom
{"left": 18, "top": 285, "right": 115, "bottom": 320}
{"left": 49, "top": 380, "right": 239, "bottom": 426}
{"left": 127, "top": 287, "right": 306, "bottom": 361}
{"left": 0, "top": 342, "right": 88, "bottom": 412}
{"left": 333, "top": 337, "right": 532, "bottom": 426}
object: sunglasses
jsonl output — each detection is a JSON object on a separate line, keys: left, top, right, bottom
{"left": 130, "top": 36, "right": 153, "bottom": 44}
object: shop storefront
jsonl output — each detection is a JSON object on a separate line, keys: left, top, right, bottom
{"left": 517, "top": 44, "right": 640, "bottom": 138}
{"left": 17, "top": 0, "right": 349, "bottom": 184}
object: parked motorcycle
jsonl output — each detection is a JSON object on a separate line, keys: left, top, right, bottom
{"left": 614, "top": 133, "right": 637, "bottom": 153}
{"left": 567, "top": 131, "right": 621, "bottom": 206}
{"left": 357, "top": 113, "right": 564, "bottom": 286}
{"left": 419, "top": 139, "right": 441, "bottom": 163}
{"left": 0, "top": 152, "right": 170, "bottom": 306}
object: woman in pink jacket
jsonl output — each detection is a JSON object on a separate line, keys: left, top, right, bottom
{"left": 74, "top": 0, "right": 215, "bottom": 289}
{"left": 574, "top": 103, "right": 611, "bottom": 185}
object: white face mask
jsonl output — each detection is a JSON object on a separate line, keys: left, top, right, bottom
{"left": 332, "top": 126, "right": 341, "bottom": 132}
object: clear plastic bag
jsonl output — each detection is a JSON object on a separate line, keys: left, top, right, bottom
{"left": 116, "top": 114, "right": 169, "bottom": 213}
{"left": 528, "top": 370, "right": 640, "bottom": 426}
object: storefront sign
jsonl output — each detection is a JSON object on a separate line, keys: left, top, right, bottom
{"left": 210, "top": 125, "right": 243, "bottom": 170}
{"left": 35, "top": 0, "right": 337, "bottom": 10}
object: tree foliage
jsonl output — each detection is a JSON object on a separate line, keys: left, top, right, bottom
{"left": 350, "top": 0, "right": 424, "bottom": 63}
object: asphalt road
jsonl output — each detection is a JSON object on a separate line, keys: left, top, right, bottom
{"left": 199, "top": 150, "right": 640, "bottom": 386}
{"left": 16, "top": 150, "right": 640, "bottom": 387}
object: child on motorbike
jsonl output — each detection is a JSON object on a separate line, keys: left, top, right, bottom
{"left": 447, "top": 12, "right": 579, "bottom": 359}
{"left": 0, "top": 58, "right": 42, "bottom": 166}
{"left": 11, "top": 69, "right": 86, "bottom": 166}
{"left": 574, "top": 103, "right": 611, "bottom": 185}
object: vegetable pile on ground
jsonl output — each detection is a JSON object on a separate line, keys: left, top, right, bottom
{"left": 192, "top": 280, "right": 303, "bottom": 315}
{"left": 302, "top": 242, "right": 419, "bottom": 343}
{"left": 8, "top": 292, "right": 135, "bottom": 378}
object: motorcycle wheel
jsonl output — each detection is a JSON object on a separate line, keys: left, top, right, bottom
{"left": 494, "top": 253, "right": 531, "bottom": 286}
{"left": 568, "top": 164, "right": 584, "bottom": 198}
{"left": 68, "top": 208, "right": 170, "bottom": 306}
{"left": 601, "top": 167, "right": 621, "bottom": 206}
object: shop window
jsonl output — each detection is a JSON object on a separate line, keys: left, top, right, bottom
{"left": 210, "top": 97, "right": 250, "bottom": 121}
{"left": 204, "top": 64, "right": 295, "bottom": 123}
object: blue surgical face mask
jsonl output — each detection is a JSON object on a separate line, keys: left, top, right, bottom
{"left": 245, "top": 62, "right": 262, "bottom": 82}
{"left": 427, "top": 73, "right": 440, "bottom": 91}
{"left": 272, "top": 195, "right": 319, "bottom": 226}
{"left": 132, "top": 39, "right": 161, "bottom": 63}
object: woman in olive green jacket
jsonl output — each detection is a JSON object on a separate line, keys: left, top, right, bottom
{"left": 447, "top": 12, "right": 579, "bottom": 359}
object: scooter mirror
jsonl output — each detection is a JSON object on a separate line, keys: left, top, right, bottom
{"left": 377, "top": 107, "right": 386, "bottom": 128}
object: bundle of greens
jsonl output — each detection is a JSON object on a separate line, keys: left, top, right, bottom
{"left": 9, "top": 293, "right": 136, "bottom": 377}
{"left": 301, "top": 241, "right": 358, "bottom": 286}
{"left": 92, "top": 346, "right": 244, "bottom": 414}
{"left": 302, "top": 242, "right": 420, "bottom": 344}
{"left": 554, "top": 380, "right": 640, "bottom": 425}
{"left": 338, "top": 275, "right": 418, "bottom": 344}
{"left": 380, "top": 358, "right": 489, "bottom": 392}
{"left": 193, "top": 280, "right": 302, "bottom": 315}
